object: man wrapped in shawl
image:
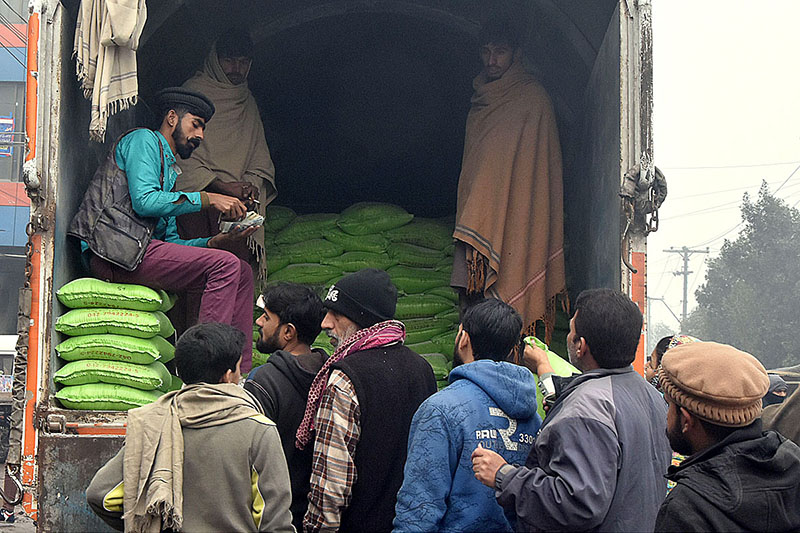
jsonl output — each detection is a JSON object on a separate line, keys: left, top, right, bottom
{"left": 176, "top": 31, "right": 276, "bottom": 282}
{"left": 452, "top": 19, "right": 565, "bottom": 338}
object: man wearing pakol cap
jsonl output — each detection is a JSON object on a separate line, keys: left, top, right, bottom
{"left": 471, "top": 288, "right": 671, "bottom": 532}
{"left": 299, "top": 268, "right": 437, "bottom": 532}
{"left": 69, "top": 87, "right": 259, "bottom": 372}
{"left": 655, "top": 342, "right": 800, "bottom": 532}
{"left": 176, "top": 31, "right": 277, "bottom": 282}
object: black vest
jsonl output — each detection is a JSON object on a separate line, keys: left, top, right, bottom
{"left": 68, "top": 129, "right": 165, "bottom": 271}
{"left": 332, "top": 344, "right": 437, "bottom": 533}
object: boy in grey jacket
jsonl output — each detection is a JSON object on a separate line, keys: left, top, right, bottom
{"left": 86, "top": 323, "right": 294, "bottom": 532}
{"left": 472, "top": 289, "right": 671, "bottom": 532}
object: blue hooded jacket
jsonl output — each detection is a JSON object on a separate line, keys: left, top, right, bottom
{"left": 393, "top": 360, "right": 542, "bottom": 533}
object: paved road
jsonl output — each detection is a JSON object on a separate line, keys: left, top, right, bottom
{"left": 0, "top": 511, "right": 34, "bottom": 532}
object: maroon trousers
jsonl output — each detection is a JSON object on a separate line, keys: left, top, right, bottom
{"left": 90, "top": 239, "right": 254, "bottom": 372}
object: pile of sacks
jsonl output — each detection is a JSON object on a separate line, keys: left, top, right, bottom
{"left": 53, "top": 278, "right": 182, "bottom": 410}
{"left": 259, "top": 202, "right": 458, "bottom": 389}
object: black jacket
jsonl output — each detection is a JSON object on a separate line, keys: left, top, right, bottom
{"left": 244, "top": 349, "right": 328, "bottom": 532}
{"left": 656, "top": 420, "right": 800, "bottom": 532}
{"left": 333, "top": 344, "right": 437, "bottom": 533}
{"left": 68, "top": 129, "right": 164, "bottom": 271}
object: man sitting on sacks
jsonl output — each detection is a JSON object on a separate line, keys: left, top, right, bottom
{"left": 451, "top": 17, "right": 565, "bottom": 338}
{"left": 299, "top": 268, "right": 437, "bottom": 532}
{"left": 86, "top": 323, "right": 294, "bottom": 532}
{"left": 655, "top": 342, "right": 800, "bottom": 532}
{"left": 68, "top": 87, "right": 259, "bottom": 373}
{"left": 176, "top": 30, "right": 276, "bottom": 283}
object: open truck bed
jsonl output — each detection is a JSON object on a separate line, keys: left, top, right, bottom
{"left": 19, "top": 1, "right": 657, "bottom": 529}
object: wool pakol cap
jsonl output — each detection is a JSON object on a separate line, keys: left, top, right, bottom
{"left": 323, "top": 268, "right": 397, "bottom": 328}
{"left": 658, "top": 341, "right": 769, "bottom": 427}
{"left": 155, "top": 87, "right": 215, "bottom": 122}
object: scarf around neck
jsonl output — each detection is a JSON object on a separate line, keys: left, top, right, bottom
{"left": 295, "top": 320, "right": 406, "bottom": 449}
{"left": 122, "top": 383, "right": 262, "bottom": 533}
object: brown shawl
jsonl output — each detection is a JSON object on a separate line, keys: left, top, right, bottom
{"left": 453, "top": 59, "right": 566, "bottom": 334}
{"left": 176, "top": 44, "right": 276, "bottom": 281}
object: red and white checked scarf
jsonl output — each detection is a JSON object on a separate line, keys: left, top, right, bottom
{"left": 295, "top": 320, "right": 406, "bottom": 449}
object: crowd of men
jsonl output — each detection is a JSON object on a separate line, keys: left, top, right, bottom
{"left": 66, "top": 15, "right": 800, "bottom": 533}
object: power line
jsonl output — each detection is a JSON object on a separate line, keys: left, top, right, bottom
{"left": 663, "top": 160, "right": 800, "bottom": 171}
{"left": 668, "top": 178, "right": 799, "bottom": 201}
{"left": 0, "top": 12, "right": 26, "bottom": 42}
{"left": 774, "top": 163, "right": 800, "bottom": 193}
{"left": 0, "top": 35, "right": 25, "bottom": 69}
{"left": 0, "top": 0, "right": 26, "bottom": 22}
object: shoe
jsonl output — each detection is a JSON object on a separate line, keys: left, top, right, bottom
{"left": 0, "top": 508, "right": 15, "bottom": 523}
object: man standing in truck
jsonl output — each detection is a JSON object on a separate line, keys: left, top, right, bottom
{"left": 68, "top": 87, "right": 260, "bottom": 372}
{"left": 452, "top": 18, "right": 565, "bottom": 336}
{"left": 176, "top": 31, "right": 276, "bottom": 283}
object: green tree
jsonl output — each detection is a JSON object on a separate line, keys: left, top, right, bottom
{"left": 692, "top": 182, "right": 800, "bottom": 369}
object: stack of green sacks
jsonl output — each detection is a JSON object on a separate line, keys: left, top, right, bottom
{"left": 261, "top": 202, "right": 459, "bottom": 386}
{"left": 53, "top": 278, "right": 182, "bottom": 410}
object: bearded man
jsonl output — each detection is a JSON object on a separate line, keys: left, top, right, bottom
{"left": 452, "top": 19, "right": 565, "bottom": 337}
{"left": 299, "top": 269, "right": 437, "bottom": 532}
{"left": 69, "top": 87, "right": 258, "bottom": 372}
{"left": 176, "top": 31, "right": 276, "bottom": 282}
{"left": 244, "top": 282, "right": 328, "bottom": 531}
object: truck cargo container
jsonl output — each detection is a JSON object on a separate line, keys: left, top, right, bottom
{"left": 13, "top": 0, "right": 662, "bottom": 529}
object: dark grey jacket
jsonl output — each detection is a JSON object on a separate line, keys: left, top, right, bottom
{"left": 656, "top": 420, "right": 800, "bottom": 532}
{"left": 495, "top": 366, "right": 671, "bottom": 532}
{"left": 68, "top": 129, "right": 163, "bottom": 271}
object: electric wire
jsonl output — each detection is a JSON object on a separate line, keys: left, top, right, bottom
{"left": 0, "top": 34, "right": 25, "bottom": 68}
{"left": 0, "top": 0, "right": 26, "bottom": 22}
{"left": 0, "top": 12, "right": 26, "bottom": 42}
{"left": 663, "top": 160, "right": 800, "bottom": 170}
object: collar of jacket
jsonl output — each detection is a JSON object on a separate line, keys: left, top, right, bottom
{"left": 540, "top": 366, "right": 636, "bottom": 432}
{"left": 666, "top": 419, "right": 764, "bottom": 479}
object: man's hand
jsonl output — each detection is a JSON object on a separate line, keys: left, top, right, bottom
{"left": 523, "top": 343, "right": 554, "bottom": 376}
{"left": 471, "top": 445, "right": 507, "bottom": 489}
{"left": 208, "top": 225, "right": 259, "bottom": 250}
{"left": 208, "top": 179, "right": 259, "bottom": 210}
{"left": 206, "top": 192, "right": 247, "bottom": 220}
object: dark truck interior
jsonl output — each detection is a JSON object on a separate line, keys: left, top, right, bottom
{"left": 56, "top": 0, "right": 624, "bottom": 304}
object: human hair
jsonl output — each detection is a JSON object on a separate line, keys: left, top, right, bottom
{"left": 653, "top": 336, "right": 673, "bottom": 365}
{"left": 676, "top": 407, "right": 739, "bottom": 445}
{"left": 478, "top": 18, "right": 521, "bottom": 49}
{"left": 460, "top": 298, "right": 522, "bottom": 362}
{"left": 261, "top": 282, "right": 325, "bottom": 345}
{"left": 217, "top": 31, "right": 254, "bottom": 59}
{"left": 573, "top": 289, "right": 642, "bottom": 368}
{"left": 158, "top": 105, "right": 191, "bottom": 125}
{"left": 175, "top": 323, "right": 243, "bottom": 384}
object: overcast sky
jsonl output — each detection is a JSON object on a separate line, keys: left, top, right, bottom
{"left": 648, "top": 0, "right": 800, "bottom": 333}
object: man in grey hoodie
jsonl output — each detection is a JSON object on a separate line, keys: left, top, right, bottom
{"left": 472, "top": 289, "right": 671, "bottom": 532}
{"left": 86, "top": 323, "right": 293, "bottom": 532}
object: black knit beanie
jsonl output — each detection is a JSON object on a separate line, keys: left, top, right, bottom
{"left": 323, "top": 268, "right": 397, "bottom": 328}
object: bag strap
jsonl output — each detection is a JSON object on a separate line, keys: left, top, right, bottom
{"left": 114, "top": 127, "right": 167, "bottom": 189}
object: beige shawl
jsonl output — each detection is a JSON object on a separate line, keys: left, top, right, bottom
{"left": 122, "top": 383, "right": 263, "bottom": 533}
{"left": 74, "top": 0, "right": 146, "bottom": 142}
{"left": 454, "top": 59, "right": 566, "bottom": 334}
{"left": 176, "top": 45, "right": 276, "bottom": 281}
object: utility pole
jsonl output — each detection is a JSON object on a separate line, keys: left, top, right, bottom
{"left": 663, "top": 246, "right": 709, "bottom": 333}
